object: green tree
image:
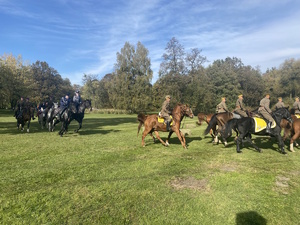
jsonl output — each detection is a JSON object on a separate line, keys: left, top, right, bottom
{"left": 108, "top": 41, "right": 153, "bottom": 112}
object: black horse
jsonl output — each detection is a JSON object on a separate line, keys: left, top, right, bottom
{"left": 16, "top": 106, "right": 34, "bottom": 132}
{"left": 58, "top": 99, "right": 92, "bottom": 136}
{"left": 220, "top": 107, "right": 293, "bottom": 154}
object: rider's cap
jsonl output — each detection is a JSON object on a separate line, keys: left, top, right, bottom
{"left": 278, "top": 97, "right": 282, "bottom": 100}
{"left": 221, "top": 97, "right": 226, "bottom": 100}
{"left": 165, "top": 95, "right": 171, "bottom": 99}
{"left": 296, "top": 96, "right": 299, "bottom": 100}
{"left": 238, "top": 94, "right": 243, "bottom": 97}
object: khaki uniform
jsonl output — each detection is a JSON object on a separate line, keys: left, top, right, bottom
{"left": 161, "top": 100, "right": 172, "bottom": 122}
{"left": 293, "top": 101, "right": 300, "bottom": 114}
{"left": 235, "top": 98, "right": 248, "bottom": 117}
{"left": 216, "top": 101, "right": 228, "bottom": 113}
{"left": 258, "top": 97, "right": 274, "bottom": 123}
{"left": 275, "top": 101, "right": 285, "bottom": 110}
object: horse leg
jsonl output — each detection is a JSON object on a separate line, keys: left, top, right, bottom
{"left": 166, "top": 131, "right": 174, "bottom": 146}
{"left": 153, "top": 131, "right": 168, "bottom": 146}
{"left": 243, "top": 134, "right": 261, "bottom": 152}
{"left": 289, "top": 132, "right": 299, "bottom": 152}
{"left": 180, "top": 130, "right": 187, "bottom": 147}
{"left": 275, "top": 133, "right": 286, "bottom": 154}
{"left": 174, "top": 129, "right": 186, "bottom": 149}
{"left": 141, "top": 127, "right": 152, "bottom": 147}
{"left": 75, "top": 121, "right": 82, "bottom": 133}
{"left": 27, "top": 120, "right": 30, "bottom": 133}
{"left": 149, "top": 132, "right": 156, "bottom": 143}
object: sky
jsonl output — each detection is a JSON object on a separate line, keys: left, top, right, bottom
{"left": 1, "top": 0, "right": 300, "bottom": 85}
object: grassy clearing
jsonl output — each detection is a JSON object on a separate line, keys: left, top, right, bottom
{"left": 0, "top": 109, "right": 300, "bottom": 224}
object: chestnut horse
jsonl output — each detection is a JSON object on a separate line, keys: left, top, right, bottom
{"left": 289, "top": 118, "right": 300, "bottom": 152}
{"left": 137, "top": 104, "right": 194, "bottom": 148}
{"left": 197, "top": 113, "right": 216, "bottom": 139}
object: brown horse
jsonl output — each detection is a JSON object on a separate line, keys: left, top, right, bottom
{"left": 137, "top": 104, "right": 194, "bottom": 148}
{"left": 204, "top": 112, "right": 234, "bottom": 145}
{"left": 197, "top": 113, "right": 215, "bottom": 138}
{"left": 289, "top": 118, "right": 300, "bottom": 152}
{"left": 16, "top": 106, "right": 34, "bottom": 132}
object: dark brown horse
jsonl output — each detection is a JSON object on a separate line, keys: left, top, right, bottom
{"left": 137, "top": 104, "right": 194, "bottom": 148}
{"left": 204, "top": 112, "right": 234, "bottom": 145}
{"left": 16, "top": 106, "right": 34, "bottom": 132}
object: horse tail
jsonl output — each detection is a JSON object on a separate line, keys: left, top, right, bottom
{"left": 137, "top": 113, "right": 147, "bottom": 136}
{"left": 204, "top": 114, "right": 217, "bottom": 135}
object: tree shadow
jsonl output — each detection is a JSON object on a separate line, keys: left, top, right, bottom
{"left": 0, "top": 116, "right": 137, "bottom": 136}
{"left": 236, "top": 211, "right": 267, "bottom": 225}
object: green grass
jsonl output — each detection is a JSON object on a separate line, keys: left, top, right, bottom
{"left": 1, "top": 109, "right": 300, "bottom": 224}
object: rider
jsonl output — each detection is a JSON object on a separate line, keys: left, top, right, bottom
{"left": 275, "top": 97, "right": 285, "bottom": 110}
{"left": 160, "top": 95, "right": 172, "bottom": 131}
{"left": 14, "top": 96, "right": 24, "bottom": 119}
{"left": 234, "top": 94, "right": 248, "bottom": 117}
{"left": 73, "top": 90, "right": 81, "bottom": 113}
{"left": 258, "top": 94, "right": 274, "bottom": 133}
{"left": 216, "top": 97, "right": 228, "bottom": 113}
{"left": 58, "top": 94, "right": 70, "bottom": 118}
{"left": 293, "top": 96, "right": 300, "bottom": 115}
{"left": 25, "top": 97, "right": 35, "bottom": 120}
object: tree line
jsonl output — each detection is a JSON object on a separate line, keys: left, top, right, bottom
{"left": 1, "top": 37, "right": 300, "bottom": 114}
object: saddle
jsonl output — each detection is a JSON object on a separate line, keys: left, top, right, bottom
{"left": 253, "top": 117, "right": 276, "bottom": 132}
{"left": 157, "top": 115, "right": 173, "bottom": 126}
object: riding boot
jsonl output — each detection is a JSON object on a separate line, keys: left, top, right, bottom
{"left": 266, "top": 122, "right": 272, "bottom": 133}
{"left": 166, "top": 121, "right": 170, "bottom": 131}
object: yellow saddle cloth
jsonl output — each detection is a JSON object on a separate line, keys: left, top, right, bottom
{"left": 253, "top": 117, "right": 276, "bottom": 132}
{"left": 157, "top": 115, "right": 173, "bottom": 126}
{"left": 295, "top": 114, "right": 300, "bottom": 119}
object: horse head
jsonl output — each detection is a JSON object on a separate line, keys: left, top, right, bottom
{"left": 84, "top": 99, "right": 92, "bottom": 111}
{"left": 274, "top": 107, "right": 293, "bottom": 124}
{"left": 181, "top": 104, "right": 194, "bottom": 118}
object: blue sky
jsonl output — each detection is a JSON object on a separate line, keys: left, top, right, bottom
{"left": 1, "top": 0, "right": 300, "bottom": 85}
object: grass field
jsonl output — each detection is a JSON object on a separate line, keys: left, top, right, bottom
{"left": 1, "top": 109, "right": 300, "bottom": 224}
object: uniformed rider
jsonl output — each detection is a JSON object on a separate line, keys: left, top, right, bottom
{"left": 258, "top": 94, "right": 274, "bottom": 133}
{"left": 234, "top": 94, "right": 248, "bottom": 117}
{"left": 160, "top": 95, "right": 172, "bottom": 131}
{"left": 293, "top": 96, "right": 300, "bottom": 115}
{"left": 216, "top": 97, "right": 228, "bottom": 113}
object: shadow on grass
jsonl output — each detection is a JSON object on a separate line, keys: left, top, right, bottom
{"left": 0, "top": 116, "right": 137, "bottom": 136}
{"left": 236, "top": 211, "right": 267, "bottom": 225}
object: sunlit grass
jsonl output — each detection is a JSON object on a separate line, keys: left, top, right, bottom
{"left": 0, "top": 109, "right": 300, "bottom": 224}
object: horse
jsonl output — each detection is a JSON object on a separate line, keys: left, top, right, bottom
{"left": 204, "top": 112, "right": 235, "bottom": 145}
{"left": 289, "top": 118, "right": 300, "bottom": 152}
{"left": 58, "top": 99, "right": 92, "bottom": 136}
{"left": 37, "top": 107, "right": 47, "bottom": 129}
{"left": 220, "top": 107, "right": 293, "bottom": 154}
{"left": 16, "top": 106, "right": 34, "bottom": 132}
{"left": 197, "top": 112, "right": 216, "bottom": 138}
{"left": 137, "top": 103, "right": 194, "bottom": 149}
{"left": 46, "top": 103, "right": 59, "bottom": 132}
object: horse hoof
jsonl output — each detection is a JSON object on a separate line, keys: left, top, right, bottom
{"left": 237, "top": 151, "right": 242, "bottom": 153}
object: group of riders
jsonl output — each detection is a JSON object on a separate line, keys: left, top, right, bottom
{"left": 215, "top": 94, "right": 300, "bottom": 133}
{"left": 14, "top": 90, "right": 82, "bottom": 122}
{"left": 160, "top": 93, "right": 300, "bottom": 134}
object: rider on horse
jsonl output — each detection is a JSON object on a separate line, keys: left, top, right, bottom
{"left": 25, "top": 98, "right": 35, "bottom": 120}
{"left": 216, "top": 97, "right": 228, "bottom": 113}
{"left": 258, "top": 94, "right": 274, "bottom": 133}
{"left": 293, "top": 96, "right": 300, "bottom": 115}
{"left": 14, "top": 96, "right": 25, "bottom": 119}
{"left": 160, "top": 95, "right": 172, "bottom": 131}
{"left": 275, "top": 97, "right": 285, "bottom": 110}
{"left": 73, "top": 90, "right": 81, "bottom": 113}
{"left": 57, "top": 94, "right": 70, "bottom": 118}
{"left": 234, "top": 94, "right": 248, "bottom": 117}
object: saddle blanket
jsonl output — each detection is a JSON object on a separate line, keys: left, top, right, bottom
{"left": 253, "top": 117, "right": 276, "bottom": 133}
{"left": 157, "top": 115, "right": 173, "bottom": 126}
{"left": 295, "top": 114, "right": 300, "bottom": 119}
